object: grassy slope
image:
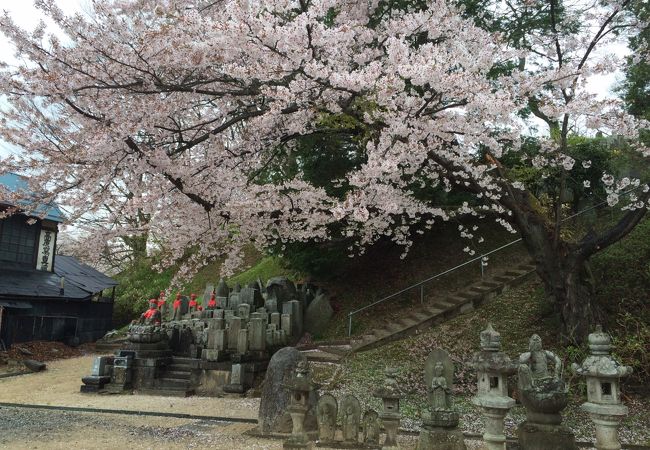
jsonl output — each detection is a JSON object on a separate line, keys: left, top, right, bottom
{"left": 316, "top": 218, "right": 650, "bottom": 443}
{"left": 317, "top": 221, "right": 528, "bottom": 339}
{"left": 319, "top": 279, "right": 650, "bottom": 443}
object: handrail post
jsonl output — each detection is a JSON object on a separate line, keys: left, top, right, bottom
{"left": 348, "top": 313, "right": 352, "bottom": 337}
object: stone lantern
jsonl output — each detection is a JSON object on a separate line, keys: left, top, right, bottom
{"left": 572, "top": 325, "right": 633, "bottom": 450}
{"left": 469, "top": 324, "right": 517, "bottom": 450}
{"left": 283, "top": 360, "right": 315, "bottom": 449}
{"left": 374, "top": 367, "right": 402, "bottom": 450}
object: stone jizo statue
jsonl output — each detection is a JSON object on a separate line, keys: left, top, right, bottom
{"left": 317, "top": 400, "right": 336, "bottom": 442}
{"left": 343, "top": 405, "right": 357, "bottom": 442}
{"left": 429, "top": 361, "right": 452, "bottom": 411}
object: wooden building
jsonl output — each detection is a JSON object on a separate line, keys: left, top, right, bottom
{"left": 0, "top": 173, "right": 117, "bottom": 349}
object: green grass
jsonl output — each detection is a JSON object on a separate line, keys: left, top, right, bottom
{"left": 229, "top": 256, "right": 297, "bottom": 287}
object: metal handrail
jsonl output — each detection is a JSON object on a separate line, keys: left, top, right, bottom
{"left": 346, "top": 237, "right": 523, "bottom": 336}
{"left": 346, "top": 185, "right": 647, "bottom": 336}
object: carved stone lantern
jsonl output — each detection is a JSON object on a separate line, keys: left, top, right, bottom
{"left": 469, "top": 324, "right": 517, "bottom": 450}
{"left": 374, "top": 367, "right": 402, "bottom": 450}
{"left": 572, "top": 325, "right": 633, "bottom": 450}
{"left": 283, "top": 360, "right": 315, "bottom": 449}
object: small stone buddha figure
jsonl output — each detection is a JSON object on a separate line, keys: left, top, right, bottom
{"left": 518, "top": 334, "right": 563, "bottom": 390}
{"left": 317, "top": 401, "right": 336, "bottom": 441}
{"left": 138, "top": 299, "right": 161, "bottom": 325}
{"left": 429, "top": 362, "right": 452, "bottom": 411}
{"left": 343, "top": 405, "right": 357, "bottom": 442}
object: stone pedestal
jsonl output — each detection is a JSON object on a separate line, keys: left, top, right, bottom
{"left": 381, "top": 415, "right": 400, "bottom": 450}
{"left": 583, "top": 403, "right": 628, "bottom": 450}
{"left": 517, "top": 421, "right": 576, "bottom": 450}
{"left": 417, "top": 427, "right": 465, "bottom": 450}
{"left": 417, "top": 410, "right": 465, "bottom": 450}
{"left": 473, "top": 401, "right": 513, "bottom": 450}
{"left": 516, "top": 387, "right": 575, "bottom": 450}
{"left": 284, "top": 404, "right": 312, "bottom": 449}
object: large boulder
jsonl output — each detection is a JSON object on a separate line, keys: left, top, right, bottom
{"left": 266, "top": 277, "right": 297, "bottom": 304}
{"left": 258, "top": 347, "right": 318, "bottom": 434}
{"left": 304, "top": 293, "right": 334, "bottom": 336}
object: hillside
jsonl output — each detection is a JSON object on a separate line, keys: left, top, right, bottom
{"left": 111, "top": 215, "right": 649, "bottom": 388}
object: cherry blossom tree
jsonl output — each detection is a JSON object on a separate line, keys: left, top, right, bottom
{"left": 0, "top": 0, "right": 647, "bottom": 342}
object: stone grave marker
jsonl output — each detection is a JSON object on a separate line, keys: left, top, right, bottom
{"left": 287, "top": 300, "right": 303, "bottom": 338}
{"left": 228, "top": 316, "right": 242, "bottom": 351}
{"left": 237, "top": 328, "right": 248, "bottom": 354}
{"left": 281, "top": 313, "right": 292, "bottom": 337}
{"left": 229, "top": 292, "right": 241, "bottom": 310}
{"left": 270, "top": 312, "right": 281, "bottom": 328}
{"left": 265, "top": 296, "right": 278, "bottom": 313}
{"left": 304, "top": 293, "right": 334, "bottom": 336}
{"left": 249, "top": 315, "right": 266, "bottom": 351}
{"left": 238, "top": 303, "right": 251, "bottom": 320}
{"left": 215, "top": 278, "right": 230, "bottom": 298}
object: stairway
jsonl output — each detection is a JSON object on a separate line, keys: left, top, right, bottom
{"left": 142, "top": 356, "right": 195, "bottom": 397}
{"left": 299, "top": 341, "right": 352, "bottom": 364}
{"left": 349, "top": 261, "right": 536, "bottom": 353}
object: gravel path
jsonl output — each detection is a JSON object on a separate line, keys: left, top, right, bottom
{"left": 0, "top": 406, "right": 276, "bottom": 449}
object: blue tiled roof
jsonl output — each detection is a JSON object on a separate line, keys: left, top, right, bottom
{"left": 0, "top": 173, "right": 64, "bottom": 223}
{"left": 0, "top": 256, "right": 117, "bottom": 300}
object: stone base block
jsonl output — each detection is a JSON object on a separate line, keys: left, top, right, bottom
{"left": 417, "top": 427, "right": 466, "bottom": 450}
{"left": 201, "top": 349, "right": 222, "bottom": 362}
{"left": 81, "top": 375, "right": 111, "bottom": 386}
{"left": 517, "top": 421, "right": 577, "bottom": 450}
{"left": 80, "top": 384, "right": 104, "bottom": 393}
{"left": 283, "top": 438, "right": 312, "bottom": 449}
{"left": 223, "top": 383, "right": 245, "bottom": 394}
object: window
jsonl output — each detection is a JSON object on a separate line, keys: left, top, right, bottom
{"left": 601, "top": 382, "right": 612, "bottom": 397}
{"left": 0, "top": 215, "right": 38, "bottom": 266}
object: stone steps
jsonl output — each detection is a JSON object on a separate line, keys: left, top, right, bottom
{"left": 350, "top": 261, "right": 536, "bottom": 353}
{"left": 164, "top": 370, "right": 191, "bottom": 380}
{"left": 157, "top": 377, "right": 192, "bottom": 390}
{"left": 302, "top": 350, "right": 342, "bottom": 364}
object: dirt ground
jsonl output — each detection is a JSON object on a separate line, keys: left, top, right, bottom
{"left": 0, "top": 354, "right": 259, "bottom": 418}
{"left": 0, "top": 355, "right": 428, "bottom": 449}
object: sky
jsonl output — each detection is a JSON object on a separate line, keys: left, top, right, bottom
{"left": 0, "top": 0, "right": 88, "bottom": 157}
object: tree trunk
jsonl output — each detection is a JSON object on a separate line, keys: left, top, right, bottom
{"left": 517, "top": 214, "right": 596, "bottom": 344}
{"left": 549, "top": 258, "right": 596, "bottom": 344}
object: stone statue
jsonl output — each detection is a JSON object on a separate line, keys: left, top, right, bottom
{"left": 343, "top": 405, "right": 356, "bottom": 442}
{"left": 362, "top": 410, "right": 380, "bottom": 445}
{"left": 518, "top": 334, "right": 563, "bottom": 389}
{"left": 516, "top": 334, "right": 575, "bottom": 450}
{"left": 430, "top": 362, "right": 451, "bottom": 411}
{"left": 316, "top": 394, "right": 337, "bottom": 442}
{"left": 137, "top": 300, "right": 161, "bottom": 325}
{"left": 418, "top": 349, "right": 465, "bottom": 450}
{"left": 340, "top": 394, "right": 361, "bottom": 443}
